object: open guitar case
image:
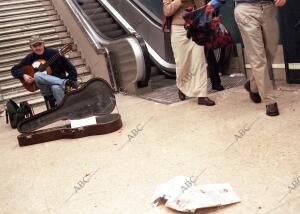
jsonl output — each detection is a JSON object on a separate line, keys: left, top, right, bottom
{"left": 17, "top": 78, "right": 122, "bottom": 146}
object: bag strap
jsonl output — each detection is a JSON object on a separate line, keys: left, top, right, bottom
{"left": 162, "top": 16, "right": 173, "bottom": 33}
{"left": 5, "top": 110, "right": 9, "bottom": 124}
{"left": 6, "top": 99, "right": 19, "bottom": 114}
{"left": 19, "top": 101, "right": 34, "bottom": 117}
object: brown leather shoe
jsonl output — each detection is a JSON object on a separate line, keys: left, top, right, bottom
{"left": 266, "top": 102, "right": 279, "bottom": 116}
{"left": 178, "top": 89, "right": 186, "bottom": 101}
{"left": 198, "top": 97, "right": 215, "bottom": 106}
{"left": 244, "top": 81, "right": 261, "bottom": 103}
{"left": 66, "top": 79, "right": 78, "bottom": 89}
{"left": 65, "top": 80, "right": 78, "bottom": 94}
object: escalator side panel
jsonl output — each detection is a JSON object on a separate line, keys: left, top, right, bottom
{"left": 107, "top": 0, "right": 175, "bottom": 65}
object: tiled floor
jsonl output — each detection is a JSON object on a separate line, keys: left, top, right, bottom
{"left": 140, "top": 75, "right": 245, "bottom": 104}
{"left": 0, "top": 82, "right": 300, "bottom": 214}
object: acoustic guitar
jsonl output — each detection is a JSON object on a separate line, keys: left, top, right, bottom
{"left": 20, "top": 43, "right": 73, "bottom": 92}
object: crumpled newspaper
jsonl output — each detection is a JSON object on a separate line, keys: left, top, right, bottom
{"left": 151, "top": 176, "right": 241, "bottom": 213}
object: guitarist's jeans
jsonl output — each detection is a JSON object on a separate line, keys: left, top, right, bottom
{"left": 34, "top": 72, "right": 66, "bottom": 105}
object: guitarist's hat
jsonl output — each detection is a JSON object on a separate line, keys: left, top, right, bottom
{"left": 29, "top": 35, "right": 44, "bottom": 46}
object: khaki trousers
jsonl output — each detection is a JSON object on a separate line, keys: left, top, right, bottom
{"left": 234, "top": 2, "right": 278, "bottom": 105}
{"left": 171, "top": 25, "right": 208, "bottom": 97}
{"left": 0, "top": 104, "right": 3, "bottom": 115}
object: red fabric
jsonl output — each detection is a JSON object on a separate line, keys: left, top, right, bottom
{"left": 183, "top": 7, "right": 233, "bottom": 49}
{"left": 206, "top": 17, "right": 233, "bottom": 49}
{"left": 162, "top": 16, "right": 173, "bottom": 33}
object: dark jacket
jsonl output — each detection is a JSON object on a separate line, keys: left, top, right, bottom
{"left": 11, "top": 47, "right": 77, "bottom": 81}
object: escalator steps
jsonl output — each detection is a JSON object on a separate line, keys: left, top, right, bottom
{"left": 80, "top": 2, "right": 99, "bottom": 10}
{"left": 84, "top": 11, "right": 109, "bottom": 19}
{"left": 105, "top": 30, "right": 125, "bottom": 38}
{"left": 96, "top": 23, "right": 119, "bottom": 32}
{"left": 77, "top": 0, "right": 127, "bottom": 39}
{"left": 93, "top": 17, "right": 114, "bottom": 26}
{"left": 83, "top": 7, "right": 105, "bottom": 16}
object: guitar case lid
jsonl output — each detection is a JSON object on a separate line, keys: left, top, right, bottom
{"left": 18, "top": 78, "right": 117, "bottom": 133}
{"left": 17, "top": 78, "right": 122, "bottom": 146}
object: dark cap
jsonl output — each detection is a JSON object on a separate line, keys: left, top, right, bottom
{"left": 29, "top": 35, "right": 44, "bottom": 46}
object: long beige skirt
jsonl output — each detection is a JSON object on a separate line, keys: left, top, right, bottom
{"left": 171, "top": 25, "right": 207, "bottom": 97}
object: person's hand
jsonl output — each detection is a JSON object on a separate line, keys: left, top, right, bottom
{"left": 205, "top": 3, "right": 214, "bottom": 13}
{"left": 275, "top": 0, "right": 286, "bottom": 7}
{"left": 23, "top": 74, "right": 33, "bottom": 83}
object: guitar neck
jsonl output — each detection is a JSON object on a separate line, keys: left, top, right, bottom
{"left": 37, "top": 44, "right": 71, "bottom": 71}
{"left": 42, "top": 53, "right": 61, "bottom": 69}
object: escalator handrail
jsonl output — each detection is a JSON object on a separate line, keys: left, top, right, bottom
{"left": 101, "top": 0, "right": 176, "bottom": 75}
{"left": 128, "top": 0, "right": 163, "bottom": 26}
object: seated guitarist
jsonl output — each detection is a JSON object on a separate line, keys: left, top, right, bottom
{"left": 11, "top": 35, "right": 78, "bottom": 107}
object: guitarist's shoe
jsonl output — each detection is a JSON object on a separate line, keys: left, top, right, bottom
{"left": 66, "top": 80, "right": 78, "bottom": 89}
{"left": 65, "top": 80, "right": 78, "bottom": 94}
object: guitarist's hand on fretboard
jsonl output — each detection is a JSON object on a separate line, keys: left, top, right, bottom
{"left": 23, "top": 74, "right": 34, "bottom": 84}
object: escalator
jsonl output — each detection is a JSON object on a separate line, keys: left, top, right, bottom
{"left": 65, "top": 0, "right": 176, "bottom": 95}
{"left": 103, "top": 0, "right": 176, "bottom": 76}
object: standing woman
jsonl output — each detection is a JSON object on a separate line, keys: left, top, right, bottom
{"left": 163, "top": 0, "right": 215, "bottom": 106}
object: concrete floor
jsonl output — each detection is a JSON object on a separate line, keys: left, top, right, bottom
{"left": 1, "top": 84, "right": 300, "bottom": 214}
